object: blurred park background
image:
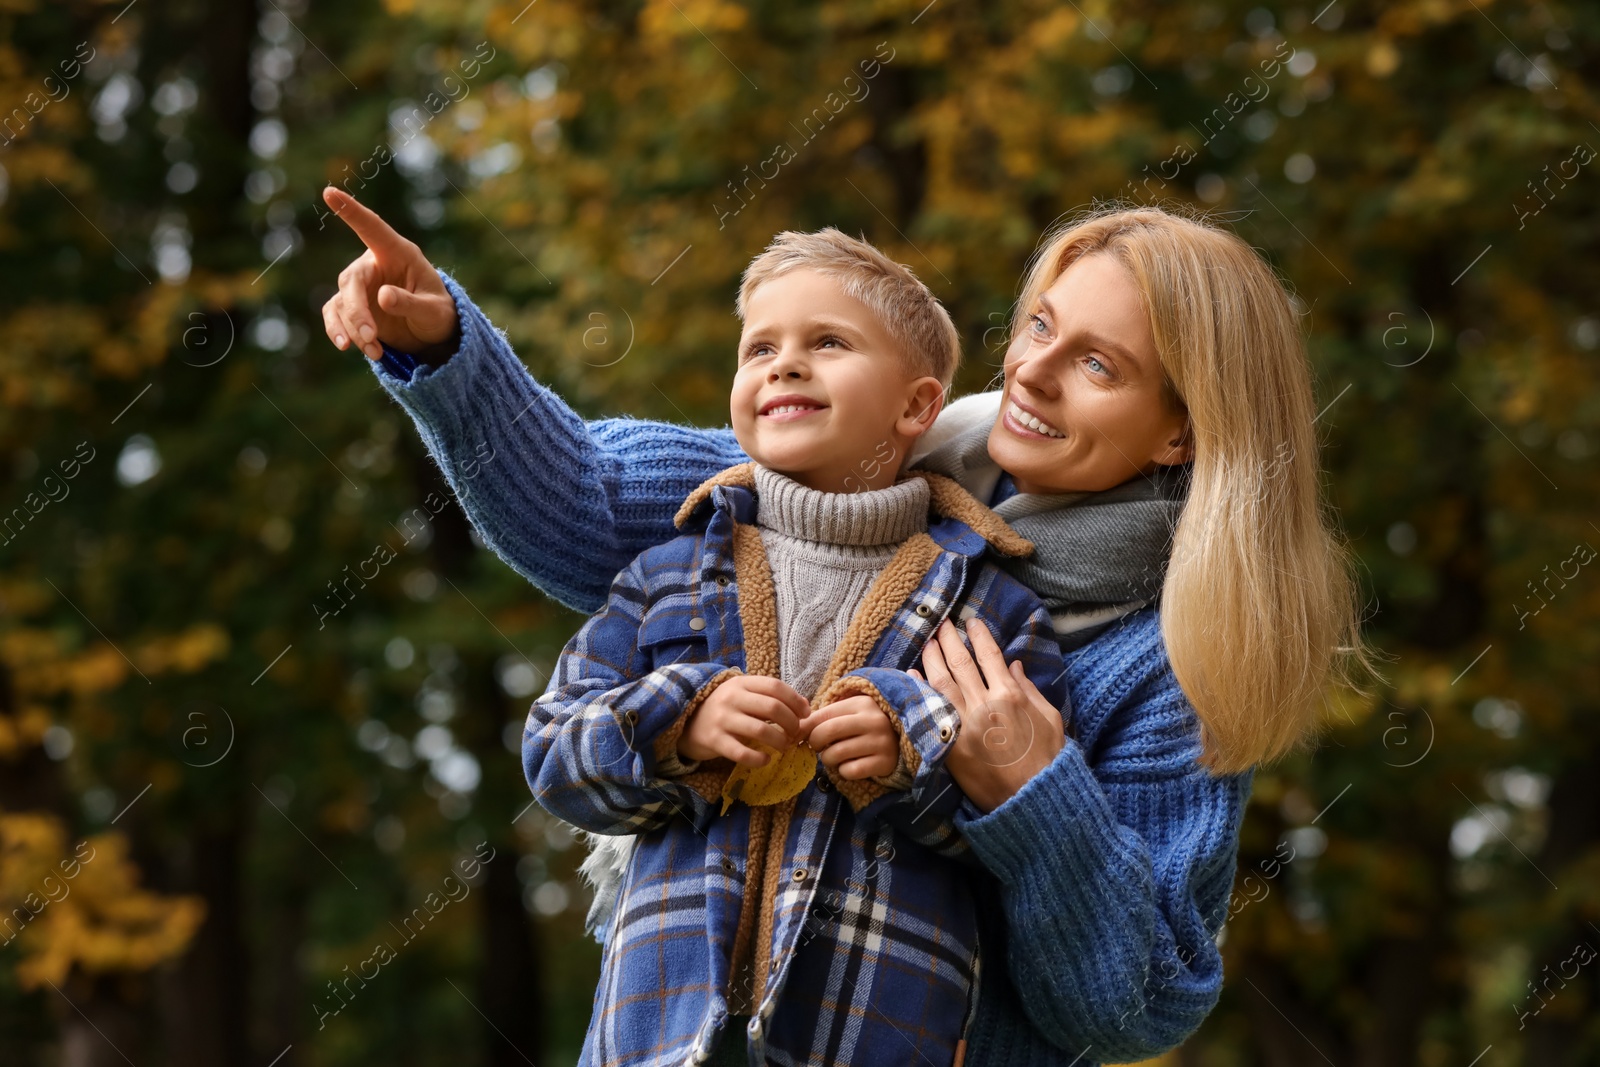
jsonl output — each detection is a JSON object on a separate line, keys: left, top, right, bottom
{"left": 2, "top": 0, "right": 1598, "bottom": 1064}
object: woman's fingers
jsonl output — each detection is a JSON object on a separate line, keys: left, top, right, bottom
{"left": 935, "top": 620, "right": 991, "bottom": 711}
{"left": 1011, "top": 659, "right": 1068, "bottom": 736}
{"left": 965, "top": 619, "right": 1020, "bottom": 696}
{"left": 918, "top": 634, "right": 964, "bottom": 712}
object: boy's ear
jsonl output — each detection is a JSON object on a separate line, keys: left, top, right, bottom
{"left": 898, "top": 378, "right": 947, "bottom": 440}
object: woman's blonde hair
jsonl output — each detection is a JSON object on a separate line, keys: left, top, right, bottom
{"left": 1012, "top": 202, "right": 1378, "bottom": 775}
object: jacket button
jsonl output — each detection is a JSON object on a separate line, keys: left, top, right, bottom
{"left": 721, "top": 856, "right": 736, "bottom": 872}
{"left": 716, "top": 575, "right": 730, "bottom": 587}
{"left": 791, "top": 867, "right": 807, "bottom": 883}
{"left": 915, "top": 603, "right": 932, "bottom": 617}
{"left": 689, "top": 616, "right": 707, "bottom": 631}
{"left": 815, "top": 773, "right": 831, "bottom": 792}
{"left": 626, "top": 710, "right": 640, "bottom": 726}
{"left": 938, "top": 724, "right": 953, "bottom": 742}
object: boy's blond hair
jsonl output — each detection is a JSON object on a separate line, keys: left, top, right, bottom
{"left": 735, "top": 228, "right": 961, "bottom": 388}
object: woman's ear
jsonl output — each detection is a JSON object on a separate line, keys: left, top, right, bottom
{"left": 1158, "top": 418, "right": 1194, "bottom": 466}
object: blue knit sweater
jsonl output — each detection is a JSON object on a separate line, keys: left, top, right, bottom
{"left": 371, "top": 271, "right": 1255, "bottom": 1066}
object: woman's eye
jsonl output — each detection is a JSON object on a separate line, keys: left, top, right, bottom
{"left": 1029, "top": 314, "right": 1047, "bottom": 335}
{"left": 1086, "top": 355, "right": 1108, "bottom": 375}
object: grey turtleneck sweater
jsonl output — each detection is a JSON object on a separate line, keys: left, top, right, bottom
{"left": 752, "top": 462, "right": 931, "bottom": 702}
{"left": 664, "top": 463, "right": 929, "bottom": 788}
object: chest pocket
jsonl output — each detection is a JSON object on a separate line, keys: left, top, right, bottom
{"left": 637, "top": 593, "right": 710, "bottom": 670}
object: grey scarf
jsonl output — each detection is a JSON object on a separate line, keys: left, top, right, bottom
{"left": 912, "top": 413, "right": 1190, "bottom": 647}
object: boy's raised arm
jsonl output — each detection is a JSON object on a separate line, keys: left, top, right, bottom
{"left": 321, "top": 188, "right": 747, "bottom": 614}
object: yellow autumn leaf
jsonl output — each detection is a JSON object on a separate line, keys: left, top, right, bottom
{"left": 136, "top": 623, "right": 230, "bottom": 675}
{"left": 720, "top": 743, "right": 816, "bottom": 815}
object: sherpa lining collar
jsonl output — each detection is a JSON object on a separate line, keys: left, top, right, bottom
{"left": 672, "top": 461, "right": 1034, "bottom": 558}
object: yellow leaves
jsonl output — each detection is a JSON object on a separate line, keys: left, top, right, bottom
{"left": 136, "top": 623, "right": 230, "bottom": 676}
{"left": 1324, "top": 686, "right": 1378, "bottom": 731}
{"left": 2, "top": 634, "right": 129, "bottom": 698}
{"left": 720, "top": 742, "right": 815, "bottom": 815}
{"left": 639, "top": 0, "right": 748, "bottom": 40}
{"left": 0, "top": 818, "right": 205, "bottom": 989}
{"left": 0, "top": 704, "right": 52, "bottom": 759}
{"left": 0, "top": 812, "right": 62, "bottom": 887}
{"left": 382, "top": 0, "right": 417, "bottom": 14}
{"left": 1032, "top": 9, "right": 1080, "bottom": 52}
{"left": 1367, "top": 39, "right": 1402, "bottom": 78}
{"left": 1389, "top": 155, "right": 1474, "bottom": 218}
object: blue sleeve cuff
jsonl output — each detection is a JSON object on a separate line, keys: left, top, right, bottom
{"left": 377, "top": 343, "right": 424, "bottom": 383}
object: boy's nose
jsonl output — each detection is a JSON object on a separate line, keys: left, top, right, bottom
{"left": 766, "top": 355, "right": 809, "bottom": 380}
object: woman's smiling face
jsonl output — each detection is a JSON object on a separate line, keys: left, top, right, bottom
{"left": 988, "top": 252, "right": 1192, "bottom": 494}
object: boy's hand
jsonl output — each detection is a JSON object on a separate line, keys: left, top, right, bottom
{"left": 797, "top": 695, "right": 899, "bottom": 780}
{"left": 680, "top": 676, "right": 810, "bottom": 767}
{"left": 320, "top": 187, "right": 460, "bottom": 364}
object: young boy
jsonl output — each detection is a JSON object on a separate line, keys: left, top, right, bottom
{"left": 522, "top": 230, "right": 1068, "bottom": 1067}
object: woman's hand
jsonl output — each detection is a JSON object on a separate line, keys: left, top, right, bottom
{"left": 320, "top": 187, "right": 460, "bottom": 364}
{"left": 912, "top": 618, "right": 1066, "bottom": 814}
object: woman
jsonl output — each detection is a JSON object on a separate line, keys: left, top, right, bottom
{"left": 321, "top": 187, "right": 1372, "bottom": 1064}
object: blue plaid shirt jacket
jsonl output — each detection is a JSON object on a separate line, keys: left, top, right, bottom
{"left": 524, "top": 463, "right": 1070, "bottom": 1067}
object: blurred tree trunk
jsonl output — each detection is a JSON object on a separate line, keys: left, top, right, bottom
{"left": 255, "top": 876, "right": 310, "bottom": 1067}
{"left": 57, "top": 977, "right": 142, "bottom": 1067}
{"left": 478, "top": 842, "right": 545, "bottom": 1066}
{"left": 1526, "top": 725, "right": 1600, "bottom": 1060}
{"left": 157, "top": 818, "right": 250, "bottom": 1067}
{"left": 151, "top": 0, "right": 257, "bottom": 1061}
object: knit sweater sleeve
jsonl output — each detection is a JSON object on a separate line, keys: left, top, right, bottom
{"left": 953, "top": 610, "right": 1254, "bottom": 1061}
{"left": 369, "top": 269, "right": 748, "bottom": 614}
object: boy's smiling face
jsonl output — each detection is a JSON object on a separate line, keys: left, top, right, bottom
{"left": 730, "top": 269, "right": 945, "bottom": 494}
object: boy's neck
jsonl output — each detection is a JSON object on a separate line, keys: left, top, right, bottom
{"left": 760, "top": 435, "right": 916, "bottom": 493}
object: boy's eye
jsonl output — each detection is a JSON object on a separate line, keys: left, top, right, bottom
{"left": 818, "top": 335, "right": 843, "bottom": 349}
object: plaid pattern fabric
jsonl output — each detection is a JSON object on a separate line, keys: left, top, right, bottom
{"left": 525, "top": 476, "right": 1068, "bottom": 1067}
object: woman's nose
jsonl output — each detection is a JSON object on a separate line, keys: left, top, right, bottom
{"left": 1010, "top": 345, "right": 1057, "bottom": 393}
